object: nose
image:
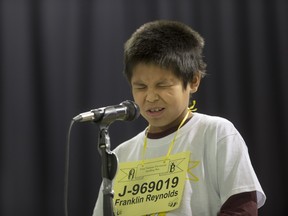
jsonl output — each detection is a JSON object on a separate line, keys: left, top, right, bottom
{"left": 146, "top": 89, "right": 159, "bottom": 102}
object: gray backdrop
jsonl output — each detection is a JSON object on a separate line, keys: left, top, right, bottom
{"left": 1, "top": 0, "right": 287, "bottom": 215}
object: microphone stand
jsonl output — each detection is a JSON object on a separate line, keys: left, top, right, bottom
{"left": 98, "top": 123, "right": 118, "bottom": 216}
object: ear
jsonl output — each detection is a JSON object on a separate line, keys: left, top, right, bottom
{"left": 189, "top": 73, "right": 201, "bottom": 93}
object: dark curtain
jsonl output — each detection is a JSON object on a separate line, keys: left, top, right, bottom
{"left": 1, "top": 0, "right": 287, "bottom": 215}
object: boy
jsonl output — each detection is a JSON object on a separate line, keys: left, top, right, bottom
{"left": 93, "top": 20, "right": 266, "bottom": 215}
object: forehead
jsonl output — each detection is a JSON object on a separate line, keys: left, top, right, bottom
{"left": 131, "top": 63, "right": 178, "bottom": 82}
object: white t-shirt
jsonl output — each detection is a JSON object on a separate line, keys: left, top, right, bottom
{"left": 93, "top": 113, "right": 266, "bottom": 216}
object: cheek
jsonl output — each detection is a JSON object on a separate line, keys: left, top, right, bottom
{"left": 169, "top": 92, "right": 190, "bottom": 108}
{"left": 162, "top": 89, "right": 189, "bottom": 103}
{"left": 132, "top": 91, "right": 143, "bottom": 105}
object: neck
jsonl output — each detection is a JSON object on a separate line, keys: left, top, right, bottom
{"left": 147, "top": 113, "right": 193, "bottom": 139}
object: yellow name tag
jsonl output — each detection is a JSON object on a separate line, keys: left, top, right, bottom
{"left": 113, "top": 151, "right": 190, "bottom": 216}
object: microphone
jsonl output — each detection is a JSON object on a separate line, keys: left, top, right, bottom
{"left": 73, "top": 100, "right": 140, "bottom": 124}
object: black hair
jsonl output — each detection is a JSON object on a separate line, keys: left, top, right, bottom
{"left": 124, "top": 20, "right": 207, "bottom": 87}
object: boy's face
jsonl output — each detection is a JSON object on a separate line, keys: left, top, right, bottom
{"left": 131, "top": 63, "right": 200, "bottom": 133}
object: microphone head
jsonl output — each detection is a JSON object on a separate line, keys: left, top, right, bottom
{"left": 120, "top": 100, "right": 140, "bottom": 121}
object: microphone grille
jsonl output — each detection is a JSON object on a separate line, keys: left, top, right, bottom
{"left": 120, "top": 100, "right": 140, "bottom": 121}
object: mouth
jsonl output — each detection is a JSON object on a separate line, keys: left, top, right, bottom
{"left": 146, "top": 107, "right": 165, "bottom": 116}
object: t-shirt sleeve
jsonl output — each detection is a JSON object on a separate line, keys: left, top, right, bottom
{"left": 218, "top": 191, "right": 258, "bottom": 215}
{"left": 215, "top": 123, "right": 266, "bottom": 208}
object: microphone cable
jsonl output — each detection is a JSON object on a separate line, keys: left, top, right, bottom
{"left": 64, "top": 119, "right": 75, "bottom": 216}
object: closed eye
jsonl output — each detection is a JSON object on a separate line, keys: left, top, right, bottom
{"left": 157, "top": 82, "right": 173, "bottom": 88}
{"left": 158, "top": 84, "right": 172, "bottom": 87}
{"left": 132, "top": 84, "right": 147, "bottom": 90}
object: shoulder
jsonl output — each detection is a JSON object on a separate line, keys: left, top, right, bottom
{"left": 192, "top": 113, "right": 238, "bottom": 137}
{"left": 114, "top": 131, "right": 144, "bottom": 150}
{"left": 194, "top": 113, "right": 247, "bottom": 156}
{"left": 195, "top": 112, "right": 234, "bottom": 126}
{"left": 112, "top": 130, "right": 145, "bottom": 159}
